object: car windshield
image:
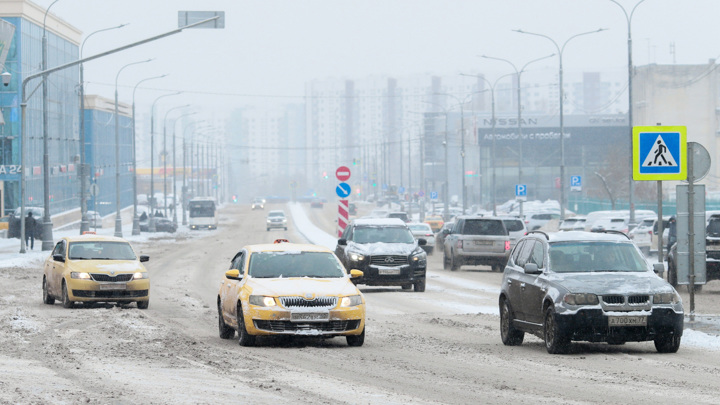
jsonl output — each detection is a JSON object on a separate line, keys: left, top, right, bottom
{"left": 68, "top": 241, "right": 137, "bottom": 260}
{"left": 548, "top": 241, "right": 648, "bottom": 273}
{"left": 502, "top": 220, "right": 524, "bottom": 232}
{"left": 463, "top": 219, "right": 507, "bottom": 235}
{"left": 268, "top": 211, "right": 285, "bottom": 217}
{"left": 248, "top": 251, "right": 345, "bottom": 278}
{"left": 409, "top": 224, "right": 431, "bottom": 232}
{"left": 352, "top": 226, "right": 415, "bottom": 244}
{"left": 708, "top": 218, "right": 720, "bottom": 237}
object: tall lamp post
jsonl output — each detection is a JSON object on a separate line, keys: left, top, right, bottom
{"left": 182, "top": 123, "right": 211, "bottom": 225}
{"left": 480, "top": 54, "right": 555, "bottom": 216}
{"left": 131, "top": 74, "right": 167, "bottom": 235}
{"left": 39, "top": 0, "right": 61, "bottom": 251}
{"left": 148, "top": 92, "right": 182, "bottom": 232}
{"left": 609, "top": 0, "right": 647, "bottom": 228}
{"left": 514, "top": 28, "right": 606, "bottom": 219}
{"left": 78, "top": 23, "right": 127, "bottom": 234}
{"left": 171, "top": 111, "right": 197, "bottom": 225}
{"left": 163, "top": 105, "right": 190, "bottom": 217}
{"left": 114, "top": 58, "right": 153, "bottom": 237}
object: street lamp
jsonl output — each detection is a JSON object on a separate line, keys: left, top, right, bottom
{"left": 182, "top": 122, "right": 212, "bottom": 225}
{"left": 171, "top": 111, "right": 197, "bottom": 225}
{"left": 79, "top": 23, "right": 127, "bottom": 234}
{"left": 131, "top": 74, "right": 167, "bottom": 235}
{"left": 479, "top": 53, "right": 555, "bottom": 216}
{"left": 609, "top": 0, "right": 647, "bottom": 227}
{"left": 149, "top": 92, "right": 182, "bottom": 232}
{"left": 514, "top": 28, "right": 607, "bottom": 219}
{"left": 39, "top": 0, "right": 61, "bottom": 251}
{"left": 163, "top": 104, "right": 190, "bottom": 217}
{"left": 421, "top": 101, "right": 452, "bottom": 221}
{"left": 115, "top": 58, "right": 153, "bottom": 237}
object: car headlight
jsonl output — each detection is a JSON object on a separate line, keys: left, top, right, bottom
{"left": 266, "top": 219, "right": 272, "bottom": 223}
{"left": 70, "top": 272, "right": 91, "bottom": 279}
{"left": 340, "top": 295, "right": 363, "bottom": 307}
{"left": 563, "top": 293, "right": 599, "bottom": 305}
{"left": 249, "top": 295, "right": 277, "bottom": 307}
{"left": 654, "top": 291, "right": 681, "bottom": 304}
{"left": 411, "top": 250, "right": 427, "bottom": 262}
{"left": 133, "top": 272, "right": 148, "bottom": 280}
{"left": 349, "top": 252, "right": 365, "bottom": 262}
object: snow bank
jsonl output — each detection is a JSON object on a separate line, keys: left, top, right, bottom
{"left": 288, "top": 202, "right": 337, "bottom": 249}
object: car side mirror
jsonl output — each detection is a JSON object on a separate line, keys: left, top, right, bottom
{"left": 523, "top": 262, "right": 540, "bottom": 274}
{"left": 225, "top": 269, "right": 242, "bottom": 280}
{"left": 338, "top": 239, "right": 347, "bottom": 246}
{"left": 653, "top": 262, "right": 665, "bottom": 278}
{"left": 349, "top": 269, "right": 364, "bottom": 278}
{"left": 442, "top": 229, "right": 451, "bottom": 235}
{"left": 53, "top": 254, "right": 65, "bottom": 263}
{"left": 418, "top": 238, "right": 427, "bottom": 246}
{"left": 139, "top": 255, "right": 149, "bottom": 262}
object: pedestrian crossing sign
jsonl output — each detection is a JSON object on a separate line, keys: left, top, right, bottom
{"left": 633, "top": 126, "right": 687, "bottom": 181}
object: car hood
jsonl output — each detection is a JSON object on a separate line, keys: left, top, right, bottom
{"left": 67, "top": 260, "right": 145, "bottom": 274}
{"left": 547, "top": 271, "right": 673, "bottom": 294}
{"left": 347, "top": 241, "right": 419, "bottom": 255}
{"left": 248, "top": 277, "right": 359, "bottom": 297}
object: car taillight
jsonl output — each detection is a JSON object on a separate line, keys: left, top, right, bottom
{"left": 504, "top": 241, "right": 511, "bottom": 251}
{"left": 426, "top": 233, "right": 433, "bottom": 237}
{"left": 456, "top": 240, "right": 463, "bottom": 249}
{"left": 648, "top": 230, "right": 652, "bottom": 235}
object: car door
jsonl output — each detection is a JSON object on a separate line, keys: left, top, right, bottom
{"left": 223, "top": 250, "right": 248, "bottom": 325}
{"left": 504, "top": 240, "right": 529, "bottom": 322}
{"left": 48, "top": 240, "right": 67, "bottom": 297}
{"left": 519, "top": 240, "right": 548, "bottom": 325}
{"left": 444, "top": 219, "right": 463, "bottom": 254}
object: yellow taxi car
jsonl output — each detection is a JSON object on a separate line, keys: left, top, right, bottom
{"left": 424, "top": 215, "right": 444, "bottom": 233}
{"left": 42, "top": 234, "right": 150, "bottom": 309}
{"left": 217, "top": 242, "right": 366, "bottom": 346}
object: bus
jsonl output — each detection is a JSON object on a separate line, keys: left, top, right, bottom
{"left": 188, "top": 197, "right": 218, "bottom": 230}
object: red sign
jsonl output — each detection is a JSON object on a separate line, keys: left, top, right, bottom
{"left": 336, "top": 166, "right": 351, "bottom": 182}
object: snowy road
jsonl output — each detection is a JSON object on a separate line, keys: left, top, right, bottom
{"left": 2, "top": 203, "right": 720, "bottom": 404}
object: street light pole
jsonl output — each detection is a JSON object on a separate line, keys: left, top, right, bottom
{"left": 171, "top": 112, "right": 197, "bottom": 226}
{"left": 115, "top": 58, "right": 153, "bottom": 237}
{"left": 79, "top": 23, "right": 127, "bottom": 235}
{"left": 609, "top": 0, "right": 646, "bottom": 228}
{"left": 131, "top": 74, "right": 167, "bottom": 235}
{"left": 514, "top": 28, "right": 606, "bottom": 219}
{"left": 149, "top": 92, "right": 182, "bottom": 232}
{"left": 480, "top": 54, "right": 555, "bottom": 217}
{"left": 163, "top": 105, "right": 190, "bottom": 217}
{"left": 40, "top": 0, "right": 61, "bottom": 251}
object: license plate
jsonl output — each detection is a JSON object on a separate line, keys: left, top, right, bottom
{"left": 291, "top": 312, "right": 329, "bottom": 322}
{"left": 474, "top": 240, "right": 493, "bottom": 245}
{"left": 608, "top": 316, "right": 647, "bottom": 327}
{"left": 378, "top": 267, "right": 401, "bottom": 275}
{"left": 99, "top": 283, "right": 126, "bottom": 291}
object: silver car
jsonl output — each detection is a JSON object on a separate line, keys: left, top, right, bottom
{"left": 499, "top": 231, "right": 683, "bottom": 354}
{"left": 408, "top": 222, "right": 435, "bottom": 254}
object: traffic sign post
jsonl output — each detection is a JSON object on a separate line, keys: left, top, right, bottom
{"left": 515, "top": 184, "right": 527, "bottom": 202}
{"left": 335, "top": 165, "right": 352, "bottom": 237}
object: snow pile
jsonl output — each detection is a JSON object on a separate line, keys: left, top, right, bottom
{"left": 288, "top": 203, "right": 337, "bottom": 249}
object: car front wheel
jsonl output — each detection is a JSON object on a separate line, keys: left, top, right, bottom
{"left": 346, "top": 327, "right": 365, "bottom": 347}
{"left": 237, "top": 303, "right": 256, "bottom": 347}
{"left": 414, "top": 277, "right": 426, "bottom": 292}
{"left": 543, "top": 306, "right": 569, "bottom": 354}
{"left": 654, "top": 332, "right": 681, "bottom": 353}
{"left": 500, "top": 298, "right": 524, "bottom": 346}
{"left": 137, "top": 300, "right": 149, "bottom": 309}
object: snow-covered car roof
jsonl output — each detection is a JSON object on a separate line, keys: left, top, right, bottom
{"left": 351, "top": 218, "right": 407, "bottom": 227}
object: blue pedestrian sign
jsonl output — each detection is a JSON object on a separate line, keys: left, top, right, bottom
{"left": 570, "top": 175, "right": 582, "bottom": 191}
{"left": 633, "top": 126, "right": 687, "bottom": 181}
{"left": 515, "top": 184, "right": 527, "bottom": 201}
{"left": 430, "top": 191, "right": 438, "bottom": 200}
{"left": 336, "top": 182, "right": 352, "bottom": 198}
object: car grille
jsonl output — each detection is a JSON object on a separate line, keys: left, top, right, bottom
{"left": 90, "top": 273, "right": 134, "bottom": 282}
{"left": 602, "top": 295, "right": 650, "bottom": 305}
{"left": 254, "top": 320, "right": 360, "bottom": 333}
{"left": 370, "top": 255, "right": 408, "bottom": 267}
{"left": 279, "top": 296, "right": 337, "bottom": 309}
{"left": 72, "top": 290, "right": 148, "bottom": 298}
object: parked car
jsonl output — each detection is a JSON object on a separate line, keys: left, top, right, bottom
{"left": 217, "top": 242, "right": 366, "bottom": 346}
{"left": 524, "top": 212, "right": 561, "bottom": 231}
{"left": 442, "top": 216, "right": 511, "bottom": 272}
{"left": 86, "top": 210, "right": 102, "bottom": 228}
{"left": 42, "top": 234, "right": 150, "bottom": 309}
{"left": 628, "top": 217, "right": 669, "bottom": 256}
{"left": 335, "top": 218, "right": 427, "bottom": 292}
{"left": 590, "top": 217, "right": 629, "bottom": 234}
{"left": 558, "top": 217, "right": 587, "bottom": 231}
{"left": 408, "top": 222, "right": 435, "bottom": 254}
{"left": 667, "top": 213, "right": 720, "bottom": 291}
{"left": 499, "top": 230, "right": 683, "bottom": 354}
{"left": 154, "top": 218, "right": 177, "bottom": 233}
{"left": 499, "top": 217, "right": 527, "bottom": 249}
{"left": 266, "top": 210, "right": 288, "bottom": 231}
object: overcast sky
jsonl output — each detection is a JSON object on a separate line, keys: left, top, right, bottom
{"left": 36, "top": 0, "right": 720, "bottom": 115}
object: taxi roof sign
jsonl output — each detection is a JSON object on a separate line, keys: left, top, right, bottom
{"left": 632, "top": 126, "right": 687, "bottom": 181}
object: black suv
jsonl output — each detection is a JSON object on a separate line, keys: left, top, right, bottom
{"left": 335, "top": 218, "right": 427, "bottom": 292}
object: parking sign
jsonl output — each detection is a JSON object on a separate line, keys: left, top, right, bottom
{"left": 515, "top": 184, "right": 527, "bottom": 202}
{"left": 570, "top": 175, "right": 582, "bottom": 191}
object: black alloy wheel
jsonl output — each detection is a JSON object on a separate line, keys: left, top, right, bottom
{"left": 346, "top": 327, "right": 365, "bottom": 347}
{"left": 500, "top": 298, "right": 524, "bottom": 346}
{"left": 654, "top": 332, "right": 681, "bottom": 353}
{"left": 543, "top": 306, "right": 569, "bottom": 354}
{"left": 414, "top": 277, "right": 426, "bottom": 292}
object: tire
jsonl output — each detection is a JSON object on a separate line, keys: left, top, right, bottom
{"left": 401, "top": 284, "right": 412, "bottom": 290}
{"left": 137, "top": 300, "right": 149, "bottom": 309}
{"left": 654, "top": 332, "right": 681, "bottom": 353}
{"left": 42, "top": 277, "right": 55, "bottom": 305}
{"left": 667, "top": 260, "right": 678, "bottom": 287}
{"left": 443, "top": 250, "right": 450, "bottom": 270}
{"left": 426, "top": 247, "right": 434, "bottom": 255}
{"left": 346, "top": 327, "right": 365, "bottom": 347}
{"left": 500, "top": 298, "right": 524, "bottom": 346}
{"left": 414, "top": 277, "right": 426, "bottom": 292}
{"left": 61, "top": 281, "right": 73, "bottom": 309}
{"left": 449, "top": 253, "right": 460, "bottom": 271}
{"left": 218, "top": 302, "right": 235, "bottom": 339}
{"left": 543, "top": 306, "right": 569, "bottom": 354}
{"left": 237, "top": 303, "right": 256, "bottom": 347}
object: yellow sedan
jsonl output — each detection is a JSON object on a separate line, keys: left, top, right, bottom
{"left": 42, "top": 234, "right": 150, "bottom": 309}
{"left": 217, "top": 242, "right": 366, "bottom": 346}
{"left": 424, "top": 215, "right": 444, "bottom": 233}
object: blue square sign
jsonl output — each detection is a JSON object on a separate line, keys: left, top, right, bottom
{"left": 633, "top": 126, "right": 687, "bottom": 181}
